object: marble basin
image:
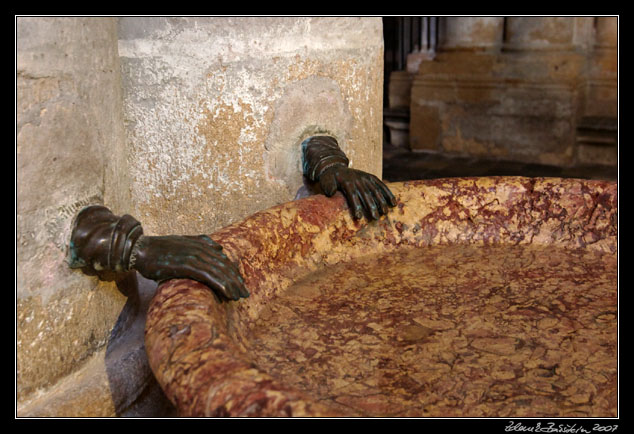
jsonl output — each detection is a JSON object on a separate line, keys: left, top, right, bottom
{"left": 144, "top": 177, "right": 617, "bottom": 417}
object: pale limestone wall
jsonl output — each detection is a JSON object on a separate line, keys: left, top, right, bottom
{"left": 16, "top": 17, "right": 129, "bottom": 407}
{"left": 16, "top": 16, "right": 384, "bottom": 415}
{"left": 118, "top": 17, "right": 384, "bottom": 236}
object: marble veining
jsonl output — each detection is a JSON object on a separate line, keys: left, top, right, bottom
{"left": 144, "top": 177, "right": 617, "bottom": 417}
{"left": 246, "top": 244, "right": 616, "bottom": 417}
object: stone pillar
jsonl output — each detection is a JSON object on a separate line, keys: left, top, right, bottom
{"left": 17, "top": 17, "right": 129, "bottom": 414}
{"left": 575, "top": 17, "right": 618, "bottom": 167}
{"left": 439, "top": 17, "right": 504, "bottom": 51}
{"left": 409, "top": 17, "right": 504, "bottom": 153}
{"left": 385, "top": 70, "right": 412, "bottom": 147}
{"left": 409, "top": 17, "right": 611, "bottom": 168}
{"left": 117, "top": 17, "right": 384, "bottom": 236}
{"left": 583, "top": 17, "right": 618, "bottom": 118}
{"left": 17, "top": 17, "right": 385, "bottom": 416}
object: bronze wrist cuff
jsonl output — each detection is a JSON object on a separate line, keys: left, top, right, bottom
{"left": 68, "top": 205, "right": 143, "bottom": 275}
{"left": 302, "top": 135, "right": 349, "bottom": 181}
{"left": 109, "top": 214, "right": 144, "bottom": 272}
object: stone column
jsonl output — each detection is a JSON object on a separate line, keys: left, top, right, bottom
{"left": 575, "top": 17, "right": 618, "bottom": 167}
{"left": 583, "top": 17, "right": 618, "bottom": 118}
{"left": 117, "top": 17, "right": 384, "bottom": 236}
{"left": 17, "top": 17, "right": 385, "bottom": 416}
{"left": 385, "top": 70, "right": 413, "bottom": 147}
{"left": 17, "top": 17, "right": 130, "bottom": 414}
{"left": 439, "top": 17, "right": 504, "bottom": 51}
{"left": 409, "top": 17, "right": 598, "bottom": 167}
{"left": 502, "top": 17, "right": 596, "bottom": 51}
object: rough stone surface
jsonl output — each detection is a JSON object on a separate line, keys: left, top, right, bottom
{"left": 388, "top": 70, "right": 413, "bottom": 109}
{"left": 16, "top": 348, "right": 117, "bottom": 417}
{"left": 583, "top": 17, "right": 618, "bottom": 119}
{"left": 409, "top": 17, "right": 617, "bottom": 171}
{"left": 145, "top": 177, "right": 617, "bottom": 417}
{"left": 410, "top": 50, "right": 582, "bottom": 166}
{"left": 439, "top": 17, "right": 504, "bottom": 50}
{"left": 17, "top": 16, "right": 385, "bottom": 416}
{"left": 117, "top": 17, "right": 384, "bottom": 236}
{"left": 504, "top": 17, "right": 583, "bottom": 51}
{"left": 248, "top": 244, "right": 616, "bottom": 417}
{"left": 16, "top": 17, "right": 129, "bottom": 406}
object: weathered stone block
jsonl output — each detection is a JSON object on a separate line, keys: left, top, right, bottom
{"left": 17, "top": 17, "right": 129, "bottom": 410}
{"left": 17, "top": 16, "right": 385, "bottom": 417}
{"left": 388, "top": 70, "right": 413, "bottom": 108}
{"left": 440, "top": 17, "right": 504, "bottom": 51}
{"left": 117, "top": 17, "right": 385, "bottom": 236}
{"left": 409, "top": 103, "right": 440, "bottom": 151}
{"left": 409, "top": 51, "right": 579, "bottom": 165}
{"left": 577, "top": 143, "right": 618, "bottom": 167}
{"left": 505, "top": 17, "right": 576, "bottom": 50}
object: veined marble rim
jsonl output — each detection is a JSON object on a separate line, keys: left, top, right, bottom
{"left": 145, "top": 176, "right": 617, "bottom": 417}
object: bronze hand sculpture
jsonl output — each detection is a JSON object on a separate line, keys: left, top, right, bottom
{"left": 302, "top": 135, "right": 396, "bottom": 220}
{"left": 68, "top": 135, "right": 395, "bottom": 301}
{"left": 68, "top": 206, "right": 248, "bottom": 302}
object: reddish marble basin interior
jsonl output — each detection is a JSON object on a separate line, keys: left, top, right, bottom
{"left": 144, "top": 177, "right": 617, "bottom": 417}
